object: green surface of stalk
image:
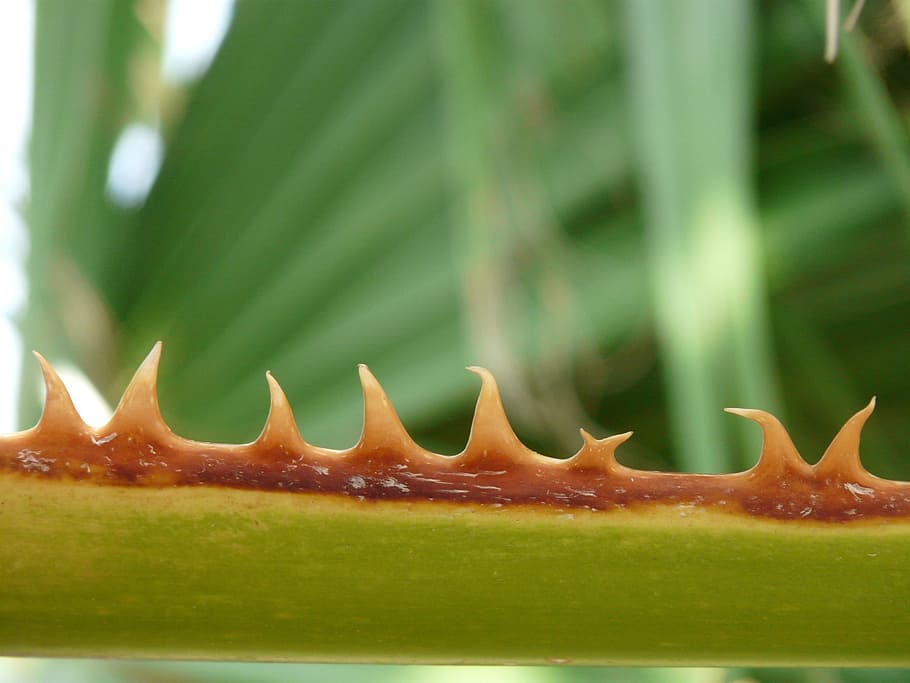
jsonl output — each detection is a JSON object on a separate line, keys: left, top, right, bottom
{"left": 3, "top": 477, "right": 910, "bottom": 666}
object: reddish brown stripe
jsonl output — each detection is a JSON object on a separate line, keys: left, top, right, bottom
{"left": 2, "top": 345, "right": 906, "bottom": 523}
{"left": 2, "top": 430, "right": 909, "bottom": 522}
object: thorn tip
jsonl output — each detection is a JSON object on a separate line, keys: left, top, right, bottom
{"left": 726, "top": 407, "right": 809, "bottom": 477}
{"left": 32, "top": 351, "right": 86, "bottom": 432}
{"left": 815, "top": 398, "right": 876, "bottom": 482}
{"left": 461, "top": 367, "right": 542, "bottom": 465}
{"left": 571, "top": 429, "right": 632, "bottom": 470}
{"left": 105, "top": 342, "right": 170, "bottom": 436}
{"left": 355, "top": 364, "right": 421, "bottom": 457}
{"left": 257, "top": 371, "right": 305, "bottom": 449}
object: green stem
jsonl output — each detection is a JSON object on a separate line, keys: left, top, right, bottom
{"left": 3, "top": 478, "right": 909, "bottom": 665}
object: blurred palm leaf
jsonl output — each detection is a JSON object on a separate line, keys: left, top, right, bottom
{"left": 29, "top": 0, "right": 910, "bottom": 470}
{"left": 23, "top": 0, "right": 910, "bottom": 470}
{"left": 18, "top": 0, "right": 910, "bottom": 678}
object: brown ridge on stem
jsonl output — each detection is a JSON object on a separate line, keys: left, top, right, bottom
{"left": 2, "top": 344, "right": 909, "bottom": 522}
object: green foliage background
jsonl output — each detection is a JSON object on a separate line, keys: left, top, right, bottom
{"left": 15, "top": 0, "right": 910, "bottom": 680}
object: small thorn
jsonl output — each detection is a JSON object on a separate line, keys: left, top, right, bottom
{"left": 579, "top": 428, "right": 598, "bottom": 447}
{"left": 256, "top": 372, "right": 306, "bottom": 450}
{"left": 32, "top": 351, "right": 88, "bottom": 434}
{"left": 460, "top": 367, "right": 540, "bottom": 465}
{"left": 815, "top": 398, "right": 876, "bottom": 482}
{"left": 355, "top": 364, "right": 422, "bottom": 458}
{"left": 725, "top": 408, "right": 811, "bottom": 477}
{"left": 105, "top": 342, "right": 171, "bottom": 437}
{"left": 570, "top": 429, "right": 633, "bottom": 470}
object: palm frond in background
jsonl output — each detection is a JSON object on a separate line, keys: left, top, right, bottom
{"left": 11, "top": 0, "right": 910, "bottom": 680}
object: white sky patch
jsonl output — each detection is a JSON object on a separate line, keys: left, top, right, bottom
{"left": 162, "top": 0, "right": 234, "bottom": 84}
{"left": 106, "top": 123, "right": 164, "bottom": 207}
{"left": 53, "top": 364, "right": 113, "bottom": 428}
{"left": 0, "top": 0, "right": 33, "bottom": 434}
{"left": 0, "top": 205, "right": 27, "bottom": 320}
{"left": 0, "top": 325, "right": 22, "bottom": 434}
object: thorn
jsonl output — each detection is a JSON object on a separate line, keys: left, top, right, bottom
{"left": 569, "top": 429, "right": 633, "bottom": 471}
{"left": 105, "top": 342, "right": 171, "bottom": 437}
{"left": 355, "top": 364, "right": 422, "bottom": 458}
{"left": 255, "top": 372, "right": 306, "bottom": 450}
{"left": 32, "top": 351, "right": 88, "bottom": 434}
{"left": 725, "top": 408, "right": 811, "bottom": 478}
{"left": 579, "top": 428, "right": 598, "bottom": 447}
{"left": 460, "top": 367, "right": 541, "bottom": 465}
{"left": 815, "top": 397, "right": 876, "bottom": 482}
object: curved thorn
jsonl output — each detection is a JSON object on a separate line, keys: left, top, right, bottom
{"left": 724, "top": 408, "right": 810, "bottom": 477}
{"left": 105, "top": 342, "right": 171, "bottom": 437}
{"left": 460, "top": 367, "right": 540, "bottom": 465}
{"left": 815, "top": 397, "right": 876, "bottom": 482}
{"left": 569, "top": 429, "right": 633, "bottom": 471}
{"left": 355, "top": 364, "right": 421, "bottom": 457}
{"left": 255, "top": 372, "right": 306, "bottom": 451}
{"left": 32, "top": 351, "right": 87, "bottom": 433}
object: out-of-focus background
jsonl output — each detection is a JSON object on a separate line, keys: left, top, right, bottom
{"left": 3, "top": 0, "right": 910, "bottom": 681}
